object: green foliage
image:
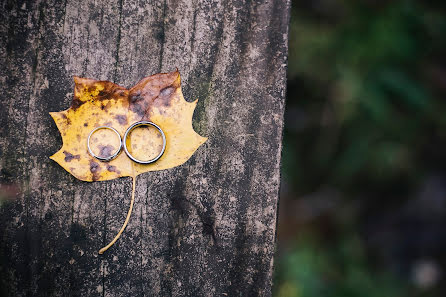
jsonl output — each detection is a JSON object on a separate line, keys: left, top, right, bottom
{"left": 274, "top": 236, "right": 405, "bottom": 297}
{"left": 284, "top": 0, "right": 446, "bottom": 194}
{"left": 277, "top": 1, "right": 446, "bottom": 296}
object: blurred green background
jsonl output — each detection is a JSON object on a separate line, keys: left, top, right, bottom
{"left": 275, "top": 1, "right": 446, "bottom": 297}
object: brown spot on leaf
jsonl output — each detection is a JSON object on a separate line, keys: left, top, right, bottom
{"left": 89, "top": 160, "right": 100, "bottom": 181}
{"left": 72, "top": 97, "right": 85, "bottom": 110}
{"left": 115, "top": 114, "right": 127, "bottom": 125}
{"left": 98, "top": 145, "right": 116, "bottom": 158}
{"left": 154, "top": 87, "right": 175, "bottom": 107}
{"left": 61, "top": 113, "right": 72, "bottom": 125}
{"left": 130, "top": 103, "right": 146, "bottom": 117}
{"left": 63, "top": 151, "right": 80, "bottom": 162}
{"left": 107, "top": 165, "right": 120, "bottom": 174}
{"left": 100, "top": 101, "right": 112, "bottom": 111}
{"left": 129, "top": 91, "right": 144, "bottom": 103}
{"left": 160, "top": 86, "right": 174, "bottom": 97}
{"left": 88, "top": 85, "right": 97, "bottom": 93}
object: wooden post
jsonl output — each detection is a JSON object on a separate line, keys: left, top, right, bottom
{"left": 0, "top": 0, "right": 289, "bottom": 295}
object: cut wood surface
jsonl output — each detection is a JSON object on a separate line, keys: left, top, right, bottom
{"left": 0, "top": 0, "right": 290, "bottom": 296}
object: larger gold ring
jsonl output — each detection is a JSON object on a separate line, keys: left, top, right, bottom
{"left": 123, "top": 121, "right": 166, "bottom": 164}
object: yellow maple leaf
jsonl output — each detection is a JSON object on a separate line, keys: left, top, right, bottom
{"left": 49, "top": 70, "right": 206, "bottom": 253}
{"left": 50, "top": 70, "right": 206, "bottom": 182}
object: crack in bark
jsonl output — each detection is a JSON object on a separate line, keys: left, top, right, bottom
{"left": 113, "top": 0, "right": 124, "bottom": 83}
{"left": 158, "top": 0, "right": 167, "bottom": 72}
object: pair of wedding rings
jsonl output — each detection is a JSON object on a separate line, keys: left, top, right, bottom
{"left": 87, "top": 121, "right": 166, "bottom": 164}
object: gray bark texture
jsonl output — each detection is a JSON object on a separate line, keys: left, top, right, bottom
{"left": 0, "top": 0, "right": 289, "bottom": 296}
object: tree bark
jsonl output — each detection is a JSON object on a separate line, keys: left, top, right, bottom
{"left": 0, "top": 0, "right": 289, "bottom": 296}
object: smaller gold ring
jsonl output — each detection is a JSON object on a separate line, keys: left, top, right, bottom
{"left": 87, "top": 126, "right": 122, "bottom": 162}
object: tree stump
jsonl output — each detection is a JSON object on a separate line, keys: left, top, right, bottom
{"left": 0, "top": 0, "right": 289, "bottom": 296}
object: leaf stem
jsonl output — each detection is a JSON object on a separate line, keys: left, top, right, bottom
{"left": 99, "top": 173, "right": 136, "bottom": 254}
